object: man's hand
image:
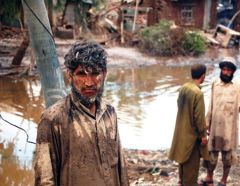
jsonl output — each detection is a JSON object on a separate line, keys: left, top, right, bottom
{"left": 201, "top": 136, "right": 208, "bottom": 146}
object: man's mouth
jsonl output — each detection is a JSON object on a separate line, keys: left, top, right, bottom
{"left": 82, "top": 88, "right": 97, "bottom": 96}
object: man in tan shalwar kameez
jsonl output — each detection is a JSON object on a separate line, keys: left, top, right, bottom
{"left": 169, "top": 64, "right": 209, "bottom": 186}
{"left": 202, "top": 57, "right": 240, "bottom": 186}
{"left": 34, "top": 41, "right": 129, "bottom": 186}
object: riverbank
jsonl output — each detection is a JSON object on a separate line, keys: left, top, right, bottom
{"left": 1, "top": 36, "right": 239, "bottom": 77}
{"left": 125, "top": 148, "right": 240, "bottom": 186}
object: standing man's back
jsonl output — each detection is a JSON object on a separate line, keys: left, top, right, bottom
{"left": 169, "top": 82, "right": 207, "bottom": 163}
{"left": 169, "top": 64, "right": 209, "bottom": 186}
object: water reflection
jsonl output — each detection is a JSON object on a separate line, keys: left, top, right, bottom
{"left": 106, "top": 65, "right": 215, "bottom": 149}
{"left": 0, "top": 77, "right": 40, "bottom": 185}
{"left": 0, "top": 77, "right": 44, "bottom": 123}
{"left": 0, "top": 63, "right": 240, "bottom": 184}
{"left": 0, "top": 140, "right": 34, "bottom": 186}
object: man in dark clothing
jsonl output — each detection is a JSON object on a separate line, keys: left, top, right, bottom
{"left": 169, "top": 64, "right": 209, "bottom": 186}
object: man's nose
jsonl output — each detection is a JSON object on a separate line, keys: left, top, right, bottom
{"left": 84, "top": 76, "right": 95, "bottom": 86}
{"left": 222, "top": 69, "right": 228, "bottom": 75}
{"left": 222, "top": 70, "right": 226, "bottom": 75}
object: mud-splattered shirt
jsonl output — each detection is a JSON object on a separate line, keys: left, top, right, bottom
{"left": 206, "top": 78, "right": 240, "bottom": 152}
{"left": 34, "top": 93, "right": 129, "bottom": 186}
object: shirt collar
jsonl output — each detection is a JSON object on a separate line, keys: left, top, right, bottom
{"left": 190, "top": 81, "right": 201, "bottom": 89}
{"left": 70, "top": 91, "right": 107, "bottom": 122}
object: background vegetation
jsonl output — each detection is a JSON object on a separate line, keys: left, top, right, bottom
{"left": 139, "top": 20, "right": 207, "bottom": 56}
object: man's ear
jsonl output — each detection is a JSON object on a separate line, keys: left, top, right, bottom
{"left": 200, "top": 73, "right": 206, "bottom": 82}
{"left": 103, "top": 70, "right": 107, "bottom": 79}
{"left": 67, "top": 70, "right": 73, "bottom": 81}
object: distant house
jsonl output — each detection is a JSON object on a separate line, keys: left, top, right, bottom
{"left": 143, "top": 0, "right": 218, "bottom": 29}
{"left": 121, "top": 0, "right": 240, "bottom": 30}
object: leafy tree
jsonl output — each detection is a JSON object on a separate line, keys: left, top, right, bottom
{"left": 0, "top": 0, "right": 22, "bottom": 26}
{"left": 58, "top": 0, "right": 107, "bottom": 38}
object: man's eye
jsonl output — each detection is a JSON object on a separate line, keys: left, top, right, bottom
{"left": 75, "top": 71, "right": 87, "bottom": 76}
{"left": 92, "top": 71, "right": 100, "bottom": 76}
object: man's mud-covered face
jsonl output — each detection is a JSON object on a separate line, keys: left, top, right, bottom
{"left": 69, "top": 65, "right": 106, "bottom": 106}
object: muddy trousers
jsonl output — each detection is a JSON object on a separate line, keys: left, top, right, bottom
{"left": 179, "top": 144, "right": 200, "bottom": 186}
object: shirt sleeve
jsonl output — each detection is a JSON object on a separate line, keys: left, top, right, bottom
{"left": 117, "top": 132, "right": 129, "bottom": 186}
{"left": 206, "top": 81, "right": 215, "bottom": 130}
{"left": 34, "top": 115, "right": 56, "bottom": 186}
{"left": 193, "top": 92, "right": 207, "bottom": 138}
{"left": 238, "top": 82, "right": 240, "bottom": 111}
{"left": 113, "top": 109, "right": 129, "bottom": 186}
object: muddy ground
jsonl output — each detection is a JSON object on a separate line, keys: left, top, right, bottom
{"left": 1, "top": 30, "right": 240, "bottom": 185}
{"left": 125, "top": 149, "right": 240, "bottom": 186}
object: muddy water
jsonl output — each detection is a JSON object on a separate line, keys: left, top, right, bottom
{"left": 106, "top": 64, "right": 215, "bottom": 149}
{"left": 0, "top": 63, "right": 239, "bottom": 185}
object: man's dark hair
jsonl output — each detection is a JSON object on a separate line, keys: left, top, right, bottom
{"left": 191, "top": 64, "right": 206, "bottom": 79}
{"left": 64, "top": 40, "right": 107, "bottom": 72}
{"left": 219, "top": 57, "right": 237, "bottom": 72}
{"left": 219, "top": 62, "right": 236, "bottom": 71}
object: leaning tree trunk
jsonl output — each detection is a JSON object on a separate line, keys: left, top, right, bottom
{"left": 47, "top": 0, "right": 53, "bottom": 28}
{"left": 11, "top": 32, "right": 29, "bottom": 66}
{"left": 21, "top": 0, "right": 67, "bottom": 108}
{"left": 12, "top": 6, "right": 28, "bottom": 66}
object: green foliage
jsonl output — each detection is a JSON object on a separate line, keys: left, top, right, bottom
{"left": 155, "top": 19, "right": 172, "bottom": 30}
{"left": 139, "top": 20, "right": 182, "bottom": 55}
{"left": 91, "top": 0, "right": 107, "bottom": 8}
{"left": 54, "top": 0, "right": 107, "bottom": 10}
{"left": 0, "top": 0, "right": 22, "bottom": 25}
{"left": 0, "top": 0, "right": 107, "bottom": 26}
{"left": 53, "top": 0, "right": 66, "bottom": 11}
{"left": 139, "top": 20, "right": 207, "bottom": 56}
{"left": 182, "top": 31, "right": 207, "bottom": 56}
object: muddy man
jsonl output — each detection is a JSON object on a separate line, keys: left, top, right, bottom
{"left": 34, "top": 40, "right": 129, "bottom": 186}
{"left": 202, "top": 57, "right": 240, "bottom": 186}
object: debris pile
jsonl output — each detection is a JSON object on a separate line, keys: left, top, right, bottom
{"left": 0, "top": 25, "right": 23, "bottom": 39}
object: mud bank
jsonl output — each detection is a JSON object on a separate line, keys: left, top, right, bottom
{"left": 125, "top": 149, "right": 240, "bottom": 186}
{"left": 1, "top": 37, "right": 239, "bottom": 76}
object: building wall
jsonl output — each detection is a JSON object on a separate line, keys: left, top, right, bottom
{"left": 163, "top": 0, "right": 205, "bottom": 28}
{"left": 121, "top": 0, "right": 220, "bottom": 29}
{"left": 209, "top": 0, "right": 218, "bottom": 28}
{"left": 143, "top": 0, "right": 218, "bottom": 29}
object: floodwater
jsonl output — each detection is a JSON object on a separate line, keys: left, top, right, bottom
{"left": 0, "top": 59, "right": 240, "bottom": 185}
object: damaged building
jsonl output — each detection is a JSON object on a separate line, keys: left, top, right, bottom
{"left": 120, "top": 0, "right": 240, "bottom": 47}
{"left": 121, "top": 0, "right": 219, "bottom": 32}
{"left": 121, "top": 0, "right": 240, "bottom": 31}
{"left": 57, "top": 0, "right": 240, "bottom": 46}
